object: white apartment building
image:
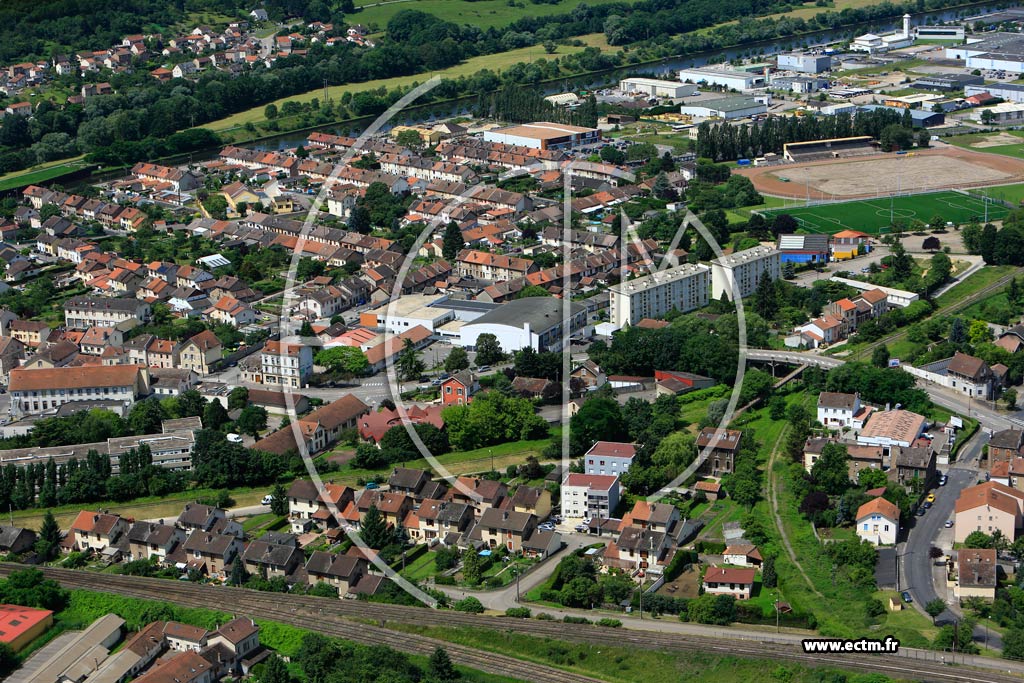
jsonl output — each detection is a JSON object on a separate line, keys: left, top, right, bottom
{"left": 710, "top": 245, "right": 781, "bottom": 301}
{"left": 608, "top": 263, "right": 710, "bottom": 328}
{"left": 64, "top": 296, "right": 152, "bottom": 330}
{"left": 9, "top": 365, "right": 149, "bottom": 417}
{"left": 561, "top": 473, "right": 620, "bottom": 519}
{"left": 583, "top": 441, "right": 637, "bottom": 477}
{"left": 261, "top": 340, "right": 313, "bottom": 388}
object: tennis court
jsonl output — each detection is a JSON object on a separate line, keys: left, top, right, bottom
{"left": 757, "top": 191, "right": 1009, "bottom": 235}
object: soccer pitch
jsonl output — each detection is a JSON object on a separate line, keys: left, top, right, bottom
{"left": 757, "top": 191, "right": 1010, "bottom": 235}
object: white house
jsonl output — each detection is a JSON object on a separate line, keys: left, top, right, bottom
{"left": 702, "top": 567, "right": 756, "bottom": 600}
{"left": 583, "top": 441, "right": 637, "bottom": 477}
{"left": 722, "top": 544, "right": 763, "bottom": 567}
{"left": 560, "top": 473, "right": 619, "bottom": 520}
{"left": 856, "top": 497, "right": 899, "bottom": 545}
{"left": 816, "top": 392, "right": 873, "bottom": 430}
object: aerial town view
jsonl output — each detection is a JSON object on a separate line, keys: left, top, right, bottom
{"left": 14, "top": 0, "right": 1024, "bottom": 681}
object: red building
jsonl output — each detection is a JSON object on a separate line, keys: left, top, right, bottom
{"left": 440, "top": 370, "right": 479, "bottom": 406}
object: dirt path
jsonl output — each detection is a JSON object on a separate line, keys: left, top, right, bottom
{"left": 737, "top": 146, "right": 1024, "bottom": 200}
{"left": 766, "top": 421, "right": 824, "bottom": 599}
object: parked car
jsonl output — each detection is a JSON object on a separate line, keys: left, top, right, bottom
{"left": 916, "top": 507, "right": 927, "bottom": 516}
{"left": 261, "top": 494, "right": 273, "bottom": 505}
{"left": 901, "top": 591, "right": 913, "bottom": 603}
{"left": 939, "top": 475, "right": 948, "bottom": 486}
{"left": 944, "top": 520, "right": 954, "bottom": 528}
{"left": 477, "top": 366, "right": 491, "bottom": 373}
{"left": 575, "top": 524, "right": 589, "bottom": 533}
{"left": 926, "top": 493, "right": 936, "bottom": 503}
{"left": 923, "top": 501, "right": 933, "bottom": 509}
{"left": 365, "top": 482, "right": 380, "bottom": 490}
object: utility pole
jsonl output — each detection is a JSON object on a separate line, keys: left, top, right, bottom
{"left": 775, "top": 591, "right": 780, "bottom": 632}
{"left": 515, "top": 565, "right": 520, "bottom": 603}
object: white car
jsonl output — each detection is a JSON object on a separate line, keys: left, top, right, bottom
{"left": 261, "top": 494, "right": 273, "bottom": 505}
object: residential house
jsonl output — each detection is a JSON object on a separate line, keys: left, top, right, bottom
{"left": 953, "top": 548, "right": 998, "bottom": 601}
{"left": 205, "top": 295, "right": 257, "bottom": 327}
{"left": 0, "top": 526, "right": 36, "bottom": 554}
{"left": 180, "top": 530, "right": 242, "bottom": 576}
{"left": 695, "top": 427, "right": 742, "bottom": 476}
{"left": 816, "top": 392, "right": 874, "bottom": 430}
{"left": 286, "top": 479, "right": 356, "bottom": 533}
{"left": 723, "top": 544, "right": 763, "bottom": 567}
{"left": 0, "top": 336, "right": 25, "bottom": 381}
{"left": 241, "top": 538, "right": 303, "bottom": 577}
{"left": 260, "top": 340, "right": 313, "bottom": 388}
{"left": 405, "top": 498, "right": 474, "bottom": 543}
{"left": 64, "top": 296, "right": 151, "bottom": 330}
{"left": 954, "top": 481, "right": 1024, "bottom": 543}
{"left": 177, "top": 330, "right": 222, "bottom": 376}
{"left": 990, "top": 429, "right": 1024, "bottom": 461}
{"left": 9, "top": 320, "right": 49, "bottom": 348}
{"left": 703, "top": 567, "right": 756, "bottom": 600}
{"left": 177, "top": 503, "right": 243, "bottom": 538}
{"left": 473, "top": 508, "right": 538, "bottom": 553}
{"left": 506, "top": 485, "right": 553, "bottom": 520}
{"left": 69, "top": 511, "right": 129, "bottom": 553}
{"left": 304, "top": 551, "right": 368, "bottom": 595}
{"left": 440, "top": 370, "right": 478, "bottom": 406}
{"left": 570, "top": 360, "right": 606, "bottom": 391}
{"left": 356, "top": 490, "right": 414, "bottom": 529}
{"left": 583, "top": 441, "right": 636, "bottom": 477}
{"left": 126, "top": 521, "right": 184, "bottom": 563}
{"left": 856, "top": 497, "right": 900, "bottom": 545}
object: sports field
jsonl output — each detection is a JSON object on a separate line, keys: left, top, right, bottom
{"left": 758, "top": 191, "right": 1010, "bottom": 235}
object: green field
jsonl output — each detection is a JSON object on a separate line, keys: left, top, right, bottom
{"left": 971, "top": 182, "right": 1024, "bottom": 206}
{"left": 759, "top": 191, "right": 1010, "bottom": 235}
{"left": 0, "top": 159, "right": 90, "bottom": 192}
{"left": 945, "top": 129, "right": 1024, "bottom": 159}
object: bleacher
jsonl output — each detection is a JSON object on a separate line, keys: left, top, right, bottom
{"left": 783, "top": 136, "right": 876, "bottom": 162}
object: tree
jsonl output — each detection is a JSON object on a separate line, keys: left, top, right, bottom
{"left": 395, "top": 129, "right": 423, "bottom": 150}
{"left": 178, "top": 390, "right": 206, "bottom": 418}
{"left": 348, "top": 205, "right": 371, "bottom": 234}
{"left": 128, "top": 399, "right": 165, "bottom": 435}
{"left": 237, "top": 405, "right": 269, "bottom": 439}
{"left": 315, "top": 346, "right": 369, "bottom": 375}
{"left": 762, "top": 555, "right": 777, "bottom": 588}
{"left": 397, "top": 338, "right": 425, "bottom": 381}
{"left": 35, "top": 510, "right": 61, "bottom": 561}
{"left": 264, "top": 104, "right": 279, "bottom": 119}
{"left": 361, "top": 505, "right": 391, "bottom": 549}
{"left": 871, "top": 345, "right": 890, "bottom": 368}
{"left": 1004, "top": 388, "right": 1018, "bottom": 411}
{"left": 453, "top": 596, "right": 484, "bottom": 613}
{"left": 269, "top": 482, "right": 288, "bottom": 516}
{"left": 962, "top": 223, "right": 983, "bottom": 254}
{"left": 925, "top": 598, "right": 947, "bottom": 623}
{"left": 254, "top": 654, "right": 291, "bottom": 683}
{"left": 203, "top": 400, "right": 230, "bottom": 431}
{"left": 771, "top": 214, "right": 798, "bottom": 236}
{"left": 811, "top": 442, "right": 851, "bottom": 495}
{"left": 933, "top": 618, "right": 979, "bottom": 654}
{"left": 427, "top": 647, "right": 460, "bottom": 682}
{"left": 474, "top": 333, "right": 503, "bottom": 365}
{"left": 442, "top": 221, "right": 463, "bottom": 262}
{"left": 1003, "top": 628, "right": 1024, "bottom": 661}
{"left": 230, "top": 558, "right": 248, "bottom": 587}
{"left": 858, "top": 467, "right": 888, "bottom": 490}
{"left": 444, "top": 347, "right": 469, "bottom": 373}
{"left": 963, "top": 530, "right": 993, "bottom": 548}
{"left": 228, "top": 386, "right": 250, "bottom": 412}
{"left": 753, "top": 269, "right": 778, "bottom": 319}
{"left": 981, "top": 222, "right": 998, "bottom": 264}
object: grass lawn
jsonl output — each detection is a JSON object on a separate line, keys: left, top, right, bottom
{"left": 934, "top": 265, "right": 1018, "bottom": 309}
{"left": 204, "top": 42, "right": 597, "bottom": 134}
{"left": 400, "top": 549, "right": 438, "bottom": 582}
{"left": 241, "top": 512, "right": 284, "bottom": 534}
{"left": 758, "top": 191, "right": 1010, "bottom": 235}
{"left": 350, "top": 0, "right": 638, "bottom": 31}
{"left": 384, "top": 622, "right": 884, "bottom": 683}
{"left": 946, "top": 129, "right": 1024, "bottom": 160}
{"left": 726, "top": 195, "right": 790, "bottom": 224}
{"left": 340, "top": 427, "right": 560, "bottom": 482}
{"left": 0, "top": 158, "right": 89, "bottom": 192}
{"left": 8, "top": 485, "right": 268, "bottom": 531}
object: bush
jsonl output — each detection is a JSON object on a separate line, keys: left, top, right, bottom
{"left": 434, "top": 575, "right": 456, "bottom": 586}
{"left": 535, "top": 612, "right": 556, "bottom": 620}
{"left": 454, "top": 596, "right": 485, "bottom": 613}
{"left": 485, "top": 576, "right": 503, "bottom": 588}
{"left": 563, "top": 615, "right": 592, "bottom": 624}
{"left": 596, "top": 618, "right": 622, "bottom": 628}
{"left": 539, "top": 589, "right": 560, "bottom": 602}
{"left": 866, "top": 599, "right": 887, "bottom": 618}
{"left": 62, "top": 552, "right": 90, "bottom": 569}
{"left": 505, "top": 607, "right": 531, "bottom": 618}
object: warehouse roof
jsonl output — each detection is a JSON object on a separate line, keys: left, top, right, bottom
{"left": 467, "top": 297, "right": 584, "bottom": 331}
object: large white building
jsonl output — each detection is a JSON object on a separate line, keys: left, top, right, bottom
{"left": 851, "top": 14, "right": 914, "bottom": 54}
{"left": 584, "top": 441, "right": 637, "bottom": 477}
{"left": 679, "top": 96, "right": 767, "bottom": 120}
{"left": 482, "top": 122, "right": 601, "bottom": 151}
{"left": 608, "top": 263, "right": 709, "bottom": 328}
{"left": 561, "top": 473, "right": 620, "bottom": 520}
{"left": 459, "top": 298, "right": 587, "bottom": 352}
{"left": 948, "top": 32, "right": 1024, "bottom": 73}
{"left": 710, "top": 245, "right": 781, "bottom": 301}
{"left": 777, "top": 52, "right": 832, "bottom": 74}
{"left": 358, "top": 293, "right": 455, "bottom": 334}
{"left": 619, "top": 77, "right": 697, "bottom": 98}
{"left": 677, "top": 67, "right": 764, "bottom": 91}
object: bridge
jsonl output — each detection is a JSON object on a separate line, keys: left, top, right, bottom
{"left": 745, "top": 349, "right": 845, "bottom": 370}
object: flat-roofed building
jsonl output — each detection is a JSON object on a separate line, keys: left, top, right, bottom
{"left": 0, "top": 604, "right": 52, "bottom": 651}
{"left": 608, "top": 263, "right": 710, "bottom": 328}
{"left": 678, "top": 67, "right": 764, "bottom": 90}
{"left": 620, "top": 77, "right": 697, "bottom": 98}
{"left": 679, "top": 96, "right": 767, "bottom": 120}
{"left": 459, "top": 297, "right": 587, "bottom": 352}
{"left": 483, "top": 121, "right": 601, "bottom": 150}
{"left": 710, "top": 245, "right": 780, "bottom": 301}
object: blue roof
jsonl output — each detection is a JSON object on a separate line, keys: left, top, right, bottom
{"left": 857, "top": 105, "right": 942, "bottom": 122}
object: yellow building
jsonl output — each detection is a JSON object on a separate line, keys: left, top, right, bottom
{"left": 0, "top": 604, "right": 53, "bottom": 651}
{"left": 390, "top": 125, "right": 443, "bottom": 145}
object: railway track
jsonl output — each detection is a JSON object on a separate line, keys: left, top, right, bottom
{"left": 851, "top": 266, "right": 1024, "bottom": 361}
{"left": 10, "top": 565, "right": 1024, "bottom": 683}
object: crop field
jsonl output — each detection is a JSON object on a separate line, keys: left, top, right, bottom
{"left": 351, "top": 0, "right": 638, "bottom": 30}
{"left": 758, "top": 191, "right": 1010, "bottom": 234}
